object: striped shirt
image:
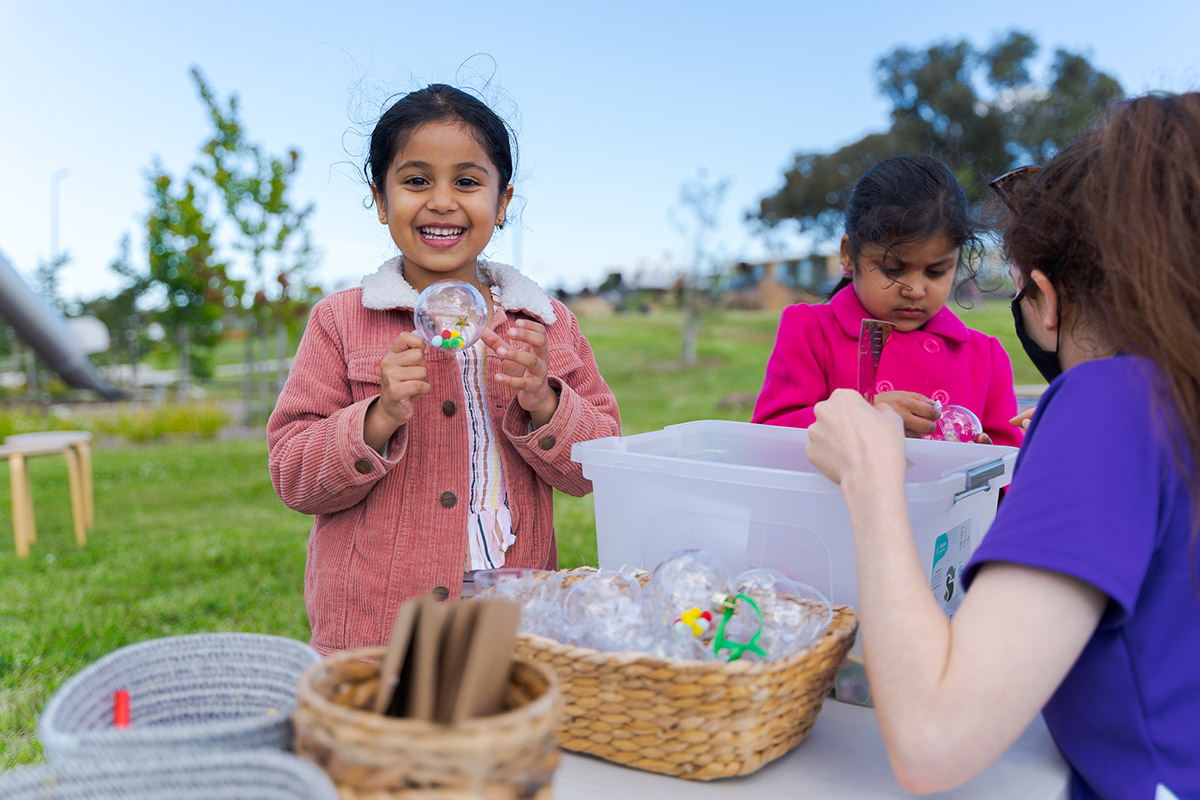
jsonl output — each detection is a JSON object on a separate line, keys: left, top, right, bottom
{"left": 458, "top": 337, "right": 514, "bottom": 570}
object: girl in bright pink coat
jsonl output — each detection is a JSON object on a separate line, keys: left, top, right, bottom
{"left": 753, "top": 155, "right": 1023, "bottom": 448}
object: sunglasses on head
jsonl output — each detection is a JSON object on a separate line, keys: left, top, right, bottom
{"left": 988, "top": 165, "right": 1041, "bottom": 216}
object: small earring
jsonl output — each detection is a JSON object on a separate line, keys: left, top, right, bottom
{"left": 496, "top": 216, "right": 506, "bottom": 229}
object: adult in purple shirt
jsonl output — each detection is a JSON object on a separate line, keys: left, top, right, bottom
{"left": 804, "top": 91, "right": 1200, "bottom": 799}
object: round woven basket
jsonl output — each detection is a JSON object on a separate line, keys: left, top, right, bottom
{"left": 515, "top": 602, "right": 858, "bottom": 780}
{"left": 38, "top": 632, "right": 320, "bottom": 762}
{"left": 293, "top": 648, "right": 562, "bottom": 799}
{"left": 0, "top": 750, "right": 339, "bottom": 799}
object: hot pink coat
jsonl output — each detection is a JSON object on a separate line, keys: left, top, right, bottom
{"left": 752, "top": 287, "right": 1023, "bottom": 447}
{"left": 268, "top": 257, "right": 620, "bottom": 655}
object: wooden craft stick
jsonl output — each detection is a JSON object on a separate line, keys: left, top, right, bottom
{"left": 374, "top": 598, "right": 419, "bottom": 714}
{"left": 405, "top": 595, "right": 449, "bottom": 722}
{"left": 434, "top": 601, "right": 479, "bottom": 724}
{"left": 451, "top": 599, "right": 521, "bottom": 722}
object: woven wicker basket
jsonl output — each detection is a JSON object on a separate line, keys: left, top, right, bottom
{"left": 293, "top": 647, "right": 563, "bottom": 799}
{"left": 38, "top": 632, "right": 320, "bottom": 762}
{"left": 514, "top": 602, "right": 857, "bottom": 780}
{"left": 0, "top": 750, "right": 339, "bottom": 799}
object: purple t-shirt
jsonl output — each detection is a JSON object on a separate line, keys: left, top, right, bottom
{"left": 965, "top": 356, "right": 1200, "bottom": 800}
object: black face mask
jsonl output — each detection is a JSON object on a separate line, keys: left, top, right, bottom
{"left": 1011, "top": 296, "right": 1062, "bottom": 383}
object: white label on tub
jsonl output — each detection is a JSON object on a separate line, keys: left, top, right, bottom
{"left": 930, "top": 520, "right": 972, "bottom": 618}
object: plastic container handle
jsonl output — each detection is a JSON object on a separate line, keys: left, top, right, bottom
{"left": 953, "top": 459, "right": 1006, "bottom": 504}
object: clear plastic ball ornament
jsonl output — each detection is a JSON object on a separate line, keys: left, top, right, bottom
{"left": 561, "top": 570, "right": 644, "bottom": 651}
{"left": 727, "top": 568, "right": 833, "bottom": 660}
{"left": 413, "top": 280, "right": 488, "bottom": 351}
{"left": 925, "top": 403, "right": 984, "bottom": 443}
{"left": 473, "top": 568, "right": 562, "bottom": 638}
{"left": 646, "top": 550, "right": 732, "bottom": 661}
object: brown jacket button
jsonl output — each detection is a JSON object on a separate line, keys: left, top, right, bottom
{"left": 354, "top": 459, "right": 372, "bottom": 474}
{"left": 431, "top": 585, "right": 450, "bottom": 601}
{"left": 442, "top": 400, "right": 456, "bottom": 416}
{"left": 439, "top": 491, "right": 457, "bottom": 508}
{"left": 538, "top": 435, "right": 556, "bottom": 451}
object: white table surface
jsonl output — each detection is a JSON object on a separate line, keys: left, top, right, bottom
{"left": 553, "top": 699, "right": 1069, "bottom": 799}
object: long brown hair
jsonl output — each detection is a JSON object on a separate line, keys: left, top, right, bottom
{"left": 1006, "top": 92, "right": 1200, "bottom": 510}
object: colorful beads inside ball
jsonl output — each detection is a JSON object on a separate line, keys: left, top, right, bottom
{"left": 925, "top": 404, "right": 984, "bottom": 443}
{"left": 414, "top": 279, "right": 488, "bottom": 351}
{"left": 440, "top": 332, "right": 466, "bottom": 350}
{"left": 671, "top": 607, "right": 713, "bottom": 638}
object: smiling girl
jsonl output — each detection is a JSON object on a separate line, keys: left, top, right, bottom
{"left": 267, "top": 84, "right": 620, "bottom": 655}
{"left": 752, "top": 155, "right": 1023, "bottom": 446}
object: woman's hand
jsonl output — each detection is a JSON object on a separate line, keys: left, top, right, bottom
{"left": 482, "top": 319, "right": 559, "bottom": 428}
{"left": 364, "top": 331, "right": 430, "bottom": 450}
{"left": 872, "top": 390, "right": 940, "bottom": 438}
{"left": 1010, "top": 408, "right": 1036, "bottom": 431}
{"left": 807, "top": 388, "right": 908, "bottom": 490}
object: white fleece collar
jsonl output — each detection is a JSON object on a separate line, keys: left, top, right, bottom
{"left": 360, "top": 255, "right": 556, "bottom": 325}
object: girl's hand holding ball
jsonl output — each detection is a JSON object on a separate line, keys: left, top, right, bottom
{"left": 365, "top": 331, "right": 431, "bottom": 450}
{"left": 482, "top": 319, "right": 558, "bottom": 428}
{"left": 872, "top": 390, "right": 940, "bottom": 438}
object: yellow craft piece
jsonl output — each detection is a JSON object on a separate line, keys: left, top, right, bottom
{"left": 680, "top": 607, "right": 707, "bottom": 637}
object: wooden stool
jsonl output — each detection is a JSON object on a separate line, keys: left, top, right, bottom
{"left": 1, "top": 432, "right": 93, "bottom": 558}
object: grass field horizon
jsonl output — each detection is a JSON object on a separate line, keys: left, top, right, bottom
{"left": 0, "top": 302, "right": 1038, "bottom": 769}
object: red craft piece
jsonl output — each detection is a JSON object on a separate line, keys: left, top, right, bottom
{"left": 114, "top": 689, "right": 131, "bottom": 728}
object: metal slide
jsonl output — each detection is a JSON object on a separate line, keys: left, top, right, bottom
{"left": 0, "top": 249, "right": 123, "bottom": 398}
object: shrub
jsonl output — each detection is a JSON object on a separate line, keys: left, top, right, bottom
{"left": 90, "top": 403, "right": 232, "bottom": 442}
{"left": 0, "top": 402, "right": 233, "bottom": 443}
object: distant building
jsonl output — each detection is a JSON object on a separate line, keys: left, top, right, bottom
{"left": 566, "top": 287, "right": 620, "bottom": 317}
{"left": 723, "top": 253, "right": 841, "bottom": 310}
{"left": 562, "top": 260, "right": 679, "bottom": 316}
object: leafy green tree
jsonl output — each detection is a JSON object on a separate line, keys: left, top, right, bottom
{"left": 79, "top": 234, "right": 154, "bottom": 381}
{"left": 190, "top": 67, "right": 317, "bottom": 420}
{"left": 146, "top": 164, "right": 243, "bottom": 394}
{"left": 674, "top": 169, "right": 731, "bottom": 366}
{"left": 754, "top": 31, "right": 1123, "bottom": 235}
{"left": 32, "top": 252, "right": 72, "bottom": 315}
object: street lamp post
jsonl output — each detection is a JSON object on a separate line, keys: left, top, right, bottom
{"left": 50, "top": 168, "right": 69, "bottom": 260}
{"left": 29, "top": 169, "right": 70, "bottom": 397}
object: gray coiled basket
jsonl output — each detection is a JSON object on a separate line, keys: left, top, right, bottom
{"left": 0, "top": 750, "right": 339, "bottom": 799}
{"left": 38, "top": 632, "right": 320, "bottom": 762}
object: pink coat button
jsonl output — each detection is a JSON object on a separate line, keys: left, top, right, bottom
{"left": 932, "top": 389, "right": 950, "bottom": 404}
{"left": 923, "top": 339, "right": 940, "bottom": 353}
{"left": 876, "top": 380, "right": 894, "bottom": 394}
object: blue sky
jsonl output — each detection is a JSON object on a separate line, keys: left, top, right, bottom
{"left": 1, "top": 0, "right": 1197, "bottom": 302}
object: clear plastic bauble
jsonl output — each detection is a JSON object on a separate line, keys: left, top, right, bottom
{"left": 726, "top": 568, "right": 833, "bottom": 660}
{"left": 925, "top": 403, "right": 983, "bottom": 443}
{"left": 645, "top": 549, "right": 732, "bottom": 661}
{"left": 561, "top": 570, "right": 644, "bottom": 652}
{"left": 413, "top": 280, "right": 488, "bottom": 351}
{"left": 472, "top": 568, "right": 562, "bottom": 638}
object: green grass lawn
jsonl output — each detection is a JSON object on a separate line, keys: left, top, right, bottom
{"left": 0, "top": 301, "right": 1035, "bottom": 769}
{"left": 956, "top": 298, "right": 1043, "bottom": 388}
{"left": 0, "top": 440, "right": 311, "bottom": 768}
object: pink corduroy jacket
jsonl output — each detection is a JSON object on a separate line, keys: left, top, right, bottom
{"left": 752, "top": 287, "right": 1023, "bottom": 447}
{"left": 268, "top": 257, "right": 621, "bottom": 655}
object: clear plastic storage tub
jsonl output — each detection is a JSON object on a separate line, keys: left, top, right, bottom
{"left": 572, "top": 420, "right": 1017, "bottom": 623}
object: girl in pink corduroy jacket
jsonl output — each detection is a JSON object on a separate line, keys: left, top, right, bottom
{"left": 267, "top": 85, "right": 620, "bottom": 655}
{"left": 753, "top": 155, "right": 1023, "bottom": 448}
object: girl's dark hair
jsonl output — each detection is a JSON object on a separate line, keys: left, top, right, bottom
{"left": 364, "top": 84, "right": 516, "bottom": 203}
{"left": 831, "top": 154, "right": 981, "bottom": 296}
{"left": 1004, "top": 92, "right": 1200, "bottom": 522}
